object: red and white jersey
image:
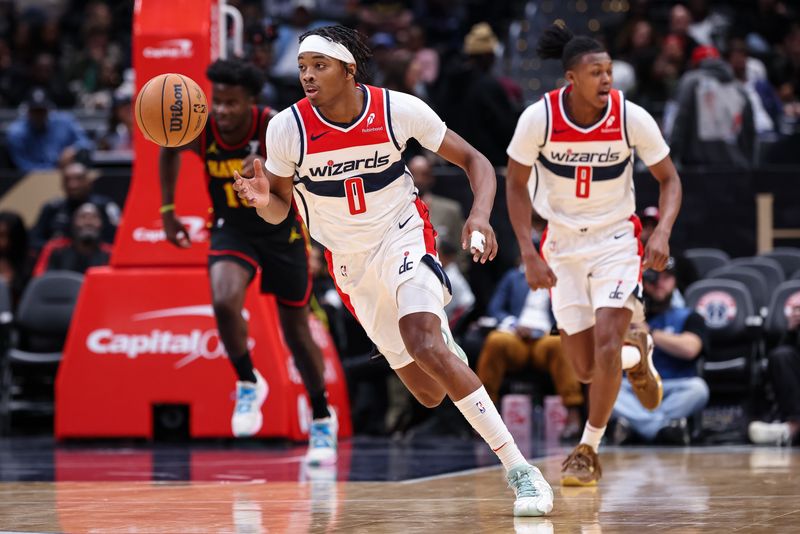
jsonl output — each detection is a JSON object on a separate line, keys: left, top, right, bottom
{"left": 266, "top": 84, "right": 447, "bottom": 253}
{"left": 507, "top": 85, "right": 669, "bottom": 231}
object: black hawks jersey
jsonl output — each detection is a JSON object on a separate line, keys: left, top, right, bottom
{"left": 202, "top": 105, "right": 292, "bottom": 235}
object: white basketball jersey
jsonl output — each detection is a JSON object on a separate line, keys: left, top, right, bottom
{"left": 532, "top": 86, "right": 635, "bottom": 231}
{"left": 290, "top": 85, "right": 412, "bottom": 253}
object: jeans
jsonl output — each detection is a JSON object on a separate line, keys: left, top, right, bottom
{"left": 613, "top": 377, "right": 710, "bottom": 440}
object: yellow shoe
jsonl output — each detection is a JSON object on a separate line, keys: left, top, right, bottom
{"left": 561, "top": 444, "right": 602, "bottom": 486}
{"left": 625, "top": 327, "right": 662, "bottom": 411}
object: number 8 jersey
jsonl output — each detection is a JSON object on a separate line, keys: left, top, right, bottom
{"left": 265, "top": 84, "right": 447, "bottom": 254}
{"left": 507, "top": 85, "right": 670, "bottom": 232}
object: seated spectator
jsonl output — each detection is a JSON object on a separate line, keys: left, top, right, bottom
{"left": 0, "top": 211, "right": 32, "bottom": 309}
{"left": 612, "top": 263, "right": 710, "bottom": 445}
{"left": 29, "top": 161, "right": 119, "bottom": 252}
{"left": 476, "top": 263, "right": 584, "bottom": 441}
{"left": 97, "top": 90, "right": 133, "bottom": 151}
{"left": 666, "top": 45, "right": 756, "bottom": 168}
{"left": 33, "top": 203, "right": 112, "bottom": 276}
{"left": 439, "top": 240, "right": 474, "bottom": 326}
{"left": 5, "top": 89, "right": 94, "bottom": 172}
{"left": 748, "top": 302, "right": 800, "bottom": 446}
{"left": 408, "top": 155, "right": 464, "bottom": 252}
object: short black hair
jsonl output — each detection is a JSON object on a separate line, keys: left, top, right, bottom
{"left": 536, "top": 22, "right": 606, "bottom": 71}
{"left": 299, "top": 25, "right": 373, "bottom": 84}
{"left": 206, "top": 59, "right": 264, "bottom": 97}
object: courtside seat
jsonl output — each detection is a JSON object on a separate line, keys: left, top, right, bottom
{"left": 685, "top": 248, "right": 730, "bottom": 279}
{"left": 706, "top": 265, "right": 769, "bottom": 318}
{"left": 0, "top": 271, "right": 83, "bottom": 433}
{"left": 760, "top": 248, "right": 800, "bottom": 279}
{"left": 764, "top": 280, "right": 800, "bottom": 348}
{"left": 730, "top": 257, "right": 785, "bottom": 297}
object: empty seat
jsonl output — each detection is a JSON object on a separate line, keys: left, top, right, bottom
{"left": 0, "top": 271, "right": 83, "bottom": 432}
{"left": 730, "top": 257, "right": 785, "bottom": 297}
{"left": 760, "top": 247, "right": 800, "bottom": 279}
{"left": 685, "top": 248, "right": 730, "bottom": 279}
{"left": 685, "top": 279, "right": 761, "bottom": 396}
{"left": 706, "top": 265, "right": 769, "bottom": 317}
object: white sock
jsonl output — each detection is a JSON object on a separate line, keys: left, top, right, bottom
{"left": 621, "top": 345, "right": 641, "bottom": 370}
{"left": 453, "top": 386, "right": 528, "bottom": 471}
{"left": 579, "top": 423, "right": 606, "bottom": 452}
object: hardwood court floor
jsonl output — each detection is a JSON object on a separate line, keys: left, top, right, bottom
{"left": 0, "top": 441, "right": 797, "bottom": 533}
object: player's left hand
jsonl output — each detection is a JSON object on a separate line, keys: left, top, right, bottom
{"left": 643, "top": 228, "right": 670, "bottom": 271}
{"left": 233, "top": 158, "right": 271, "bottom": 209}
{"left": 462, "top": 213, "right": 497, "bottom": 264}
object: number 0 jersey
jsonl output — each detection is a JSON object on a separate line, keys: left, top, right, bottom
{"left": 202, "top": 105, "right": 291, "bottom": 235}
{"left": 507, "top": 86, "right": 670, "bottom": 232}
{"left": 265, "top": 84, "right": 448, "bottom": 254}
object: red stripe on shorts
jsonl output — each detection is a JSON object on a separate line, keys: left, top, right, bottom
{"left": 208, "top": 249, "right": 259, "bottom": 270}
{"left": 324, "top": 249, "right": 358, "bottom": 321}
{"left": 629, "top": 214, "right": 644, "bottom": 281}
{"left": 413, "top": 195, "right": 438, "bottom": 255}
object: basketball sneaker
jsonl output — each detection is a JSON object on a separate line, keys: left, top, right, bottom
{"left": 561, "top": 444, "right": 602, "bottom": 486}
{"left": 305, "top": 409, "right": 338, "bottom": 466}
{"left": 506, "top": 464, "right": 554, "bottom": 517}
{"left": 231, "top": 370, "right": 268, "bottom": 437}
{"left": 748, "top": 421, "right": 793, "bottom": 446}
{"left": 625, "top": 327, "right": 662, "bottom": 411}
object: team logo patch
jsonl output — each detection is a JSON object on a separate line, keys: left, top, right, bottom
{"left": 608, "top": 280, "right": 624, "bottom": 300}
{"left": 476, "top": 401, "right": 486, "bottom": 414}
{"left": 696, "top": 291, "right": 738, "bottom": 328}
{"left": 399, "top": 251, "right": 414, "bottom": 274}
{"left": 340, "top": 265, "right": 348, "bottom": 277}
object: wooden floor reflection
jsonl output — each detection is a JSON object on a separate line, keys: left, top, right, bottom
{"left": 1, "top": 447, "right": 798, "bottom": 533}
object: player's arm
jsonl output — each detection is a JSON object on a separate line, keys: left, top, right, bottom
{"left": 158, "top": 138, "right": 201, "bottom": 248}
{"left": 232, "top": 160, "right": 294, "bottom": 224}
{"left": 645, "top": 155, "right": 682, "bottom": 271}
{"left": 506, "top": 157, "right": 557, "bottom": 289}
{"left": 435, "top": 129, "right": 497, "bottom": 264}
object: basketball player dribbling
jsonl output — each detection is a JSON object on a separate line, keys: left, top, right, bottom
{"left": 232, "top": 26, "right": 554, "bottom": 517}
{"left": 159, "top": 59, "right": 336, "bottom": 465}
{"left": 506, "top": 23, "right": 683, "bottom": 486}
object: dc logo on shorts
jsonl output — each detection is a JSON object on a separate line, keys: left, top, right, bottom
{"left": 476, "top": 401, "right": 486, "bottom": 414}
{"left": 399, "top": 251, "right": 414, "bottom": 274}
{"left": 608, "top": 280, "right": 624, "bottom": 300}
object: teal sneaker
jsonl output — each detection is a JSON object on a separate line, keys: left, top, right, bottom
{"left": 507, "top": 464, "right": 554, "bottom": 517}
{"left": 305, "top": 409, "right": 338, "bottom": 466}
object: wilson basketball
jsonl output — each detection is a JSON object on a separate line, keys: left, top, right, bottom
{"left": 135, "top": 73, "right": 208, "bottom": 147}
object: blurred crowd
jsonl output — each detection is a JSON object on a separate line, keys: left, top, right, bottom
{"left": 0, "top": 0, "right": 799, "bottom": 446}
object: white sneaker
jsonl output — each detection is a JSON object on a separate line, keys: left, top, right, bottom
{"left": 507, "top": 464, "right": 554, "bottom": 517}
{"left": 231, "top": 370, "right": 268, "bottom": 437}
{"left": 305, "top": 409, "right": 338, "bottom": 466}
{"left": 748, "top": 421, "right": 792, "bottom": 446}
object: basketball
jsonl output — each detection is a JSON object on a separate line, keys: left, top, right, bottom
{"left": 135, "top": 73, "right": 208, "bottom": 147}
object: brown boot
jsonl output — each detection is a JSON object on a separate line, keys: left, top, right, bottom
{"left": 561, "top": 443, "right": 602, "bottom": 486}
{"left": 625, "top": 327, "right": 662, "bottom": 411}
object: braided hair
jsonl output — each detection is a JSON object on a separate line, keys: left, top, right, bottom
{"left": 536, "top": 22, "right": 606, "bottom": 71}
{"left": 299, "top": 25, "right": 373, "bottom": 83}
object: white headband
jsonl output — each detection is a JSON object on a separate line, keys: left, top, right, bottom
{"left": 298, "top": 35, "right": 356, "bottom": 65}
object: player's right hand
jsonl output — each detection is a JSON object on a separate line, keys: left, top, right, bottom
{"left": 523, "top": 254, "right": 557, "bottom": 290}
{"left": 233, "top": 158, "right": 271, "bottom": 209}
{"left": 162, "top": 212, "right": 191, "bottom": 248}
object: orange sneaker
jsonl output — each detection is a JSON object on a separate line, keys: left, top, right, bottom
{"left": 561, "top": 444, "right": 602, "bottom": 486}
{"left": 625, "top": 327, "right": 662, "bottom": 411}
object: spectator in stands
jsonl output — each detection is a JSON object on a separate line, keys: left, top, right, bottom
{"left": 0, "top": 211, "right": 32, "bottom": 309}
{"left": 5, "top": 89, "right": 93, "bottom": 172}
{"left": 97, "top": 90, "right": 133, "bottom": 151}
{"left": 748, "top": 302, "right": 800, "bottom": 446}
{"left": 408, "top": 155, "right": 464, "bottom": 252}
{"left": 612, "top": 263, "right": 709, "bottom": 445}
{"left": 440, "top": 240, "right": 474, "bottom": 326}
{"left": 726, "top": 36, "right": 782, "bottom": 137}
{"left": 476, "top": 263, "right": 584, "bottom": 441}
{"left": 29, "top": 161, "right": 119, "bottom": 251}
{"left": 435, "top": 22, "right": 520, "bottom": 166}
{"left": 667, "top": 45, "right": 756, "bottom": 168}
{"left": 33, "top": 202, "right": 111, "bottom": 275}
{"left": 668, "top": 3, "right": 700, "bottom": 67}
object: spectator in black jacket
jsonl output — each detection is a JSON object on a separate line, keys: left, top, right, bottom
{"left": 29, "top": 161, "right": 119, "bottom": 252}
{"left": 33, "top": 203, "right": 111, "bottom": 276}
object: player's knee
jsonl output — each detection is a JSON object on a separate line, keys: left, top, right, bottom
{"left": 415, "top": 389, "right": 445, "bottom": 408}
{"left": 594, "top": 339, "right": 623, "bottom": 373}
{"left": 212, "top": 294, "right": 239, "bottom": 321}
{"left": 572, "top": 360, "right": 595, "bottom": 383}
{"left": 409, "top": 343, "right": 450, "bottom": 377}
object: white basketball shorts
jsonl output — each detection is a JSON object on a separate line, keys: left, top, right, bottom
{"left": 541, "top": 215, "right": 645, "bottom": 335}
{"left": 325, "top": 196, "right": 452, "bottom": 369}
